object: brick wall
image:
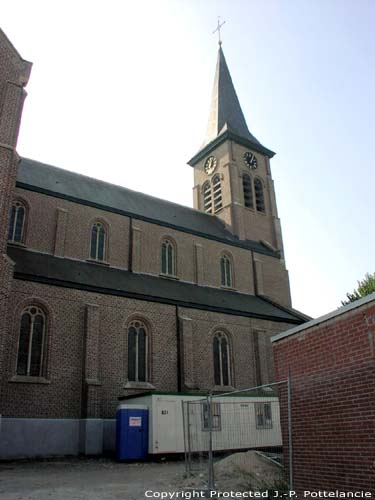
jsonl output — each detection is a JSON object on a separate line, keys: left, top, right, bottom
{"left": 193, "top": 141, "right": 280, "bottom": 247}
{"left": 14, "top": 187, "right": 131, "bottom": 268}
{"left": 13, "top": 184, "right": 291, "bottom": 305}
{"left": 0, "top": 277, "right": 293, "bottom": 420}
{"left": 255, "top": 253, "right": 292, "bottom": 307}
{"left": 273, "top": 299, "right": 375, "bottom": 493}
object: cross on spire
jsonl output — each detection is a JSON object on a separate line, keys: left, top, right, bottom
{"left": 213, "top": 17, "right": 226, "bottom": 46}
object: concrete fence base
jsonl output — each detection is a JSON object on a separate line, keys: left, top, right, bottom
{"left": 0, "top": 417, "right": 116, "bottom": 459}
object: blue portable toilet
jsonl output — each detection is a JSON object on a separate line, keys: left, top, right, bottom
{"left": 116, "top": 404, "right": 149, "bottom": 460}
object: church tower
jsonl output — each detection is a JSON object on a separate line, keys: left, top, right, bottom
{"left": 189, "top": 46, "right": 285, "bottom": 256}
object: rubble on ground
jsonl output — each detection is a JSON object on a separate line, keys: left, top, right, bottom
{"left": 214, "top": 450, "right": 287, "bottom": 492}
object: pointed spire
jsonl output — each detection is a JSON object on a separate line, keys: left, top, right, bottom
{"left": 203, "top": 46, "right": 260, "bottom": 148}
{"left": 188, "top": 46, "right": 275, "bottom": 166}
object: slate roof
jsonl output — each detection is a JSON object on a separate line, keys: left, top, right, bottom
{"left": 17, "top": 157, "right": 278, "bottom": 257}
{"left": 188, "top": 47, "right": 275, "bottom": 164}
{"left": 203, "top": 47, "right": 261, "bottom": 147}
{"left": 8, "top": 246, "right": 305, "bottom": 324}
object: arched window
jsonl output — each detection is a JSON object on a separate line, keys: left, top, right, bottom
{"left": 127, "top": 320, "right": 148, "bottom": 382}
{"left": 213, "top": 331, "right": 231, "bottom": 386}
{"left": 254, "top": 178, "right": 265, "bottom": 212}
{"left": 90, "top": 221, "right": 106, "bottom": 261}
{"left": 8, "top": 200, "right": 26, "bottom": 243}
{"left": 242, "top": 174, "right": 253, "bottom": 209}
{"left": 17, "top": 306, "right": 46, "bottom": 377}
{"left": 161, "top": 239, "right": 176, "bottom": 276}
{"left": 212, "top": 174, "right": 222, "bottom": 212}
{"left": 220, "top": 254, "right": 233, "bottom": 288}
{"left": 203, "top": 181, "right": 212, "bottom": 214}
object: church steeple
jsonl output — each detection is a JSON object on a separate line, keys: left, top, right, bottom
{"left": 189, "top": 44, "right": 285, "bottom": 256}
{"left": 203, "top": 46, "right": 260, "bottom": 148}
{"left": 189, "top": 46, "right": 274, "bottom": 166}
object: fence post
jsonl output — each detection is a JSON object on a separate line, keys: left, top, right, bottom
{"left": 186, "top": 401, "right": 192, "bottom": 476}
{"left": 207, "top": 394, "right": 215, "bottom": 491}
{"left": 287, "top": 369, "right": 293, "bottom": 492}
{"left": 182, "top": 401, "right": 189, "bottom": 476}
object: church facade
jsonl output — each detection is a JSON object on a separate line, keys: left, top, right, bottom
{"left": 0, "top": 30, "right": 306, "bottom": 457}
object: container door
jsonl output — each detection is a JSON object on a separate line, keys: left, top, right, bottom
{"left": 156, "top": 400, "right": 177, "bottom": 453}
{"left": 116, "top": 408, "right": 148, "bottom": 460}
{"left": 128, "top": 412, "right": 145, "bottom": 458}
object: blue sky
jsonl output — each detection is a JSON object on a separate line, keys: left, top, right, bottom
{"left": 2, "top": 0, "right": 374, "bottom": 318}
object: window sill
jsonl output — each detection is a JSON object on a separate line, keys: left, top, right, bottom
{"left": 85, "top": 378, "right": 102, "bottom": 386}
{"left": 9, "top": 375, "right": 51, "bottom": 385}
{"left": 123, "top": 381, "right": 156, "bottom": 390}
{"left": 86, "top": 259, "right": 110, "bottom": 266}
{"left": 159, "top": 273, "right": 179, "bottom": 280}
{"left": 220, "top": 285, "right": 237, "bottom": 292}
{"left": 212, "top": 385, "right": 235, "bottom": 393}
{"left": 7, "top": 241, "right": 26, "bottom": 248}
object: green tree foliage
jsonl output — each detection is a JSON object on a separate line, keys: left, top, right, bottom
{"left": 342, "top": 272, "right": 375, "bottom": 305}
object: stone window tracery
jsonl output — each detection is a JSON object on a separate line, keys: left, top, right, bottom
{"left": 8, "top": 200, "right": 27, "bottom": 243}
{"left": 220, "top": 254, "right": 233, "bottom": 288}
{"left": 90, "top": 221, "right": 106, "bottom": 261}
{"left": 17, "top": 306, "right": 46, "bottom": 377}
{"left": 213, "top": 331, "right": 231, "bottom": 386}
{"left": 161, "top": 238, "right": 176, "bottom": 276}
{"left": 127, "top": 320, "right": 148, "bottom": 383}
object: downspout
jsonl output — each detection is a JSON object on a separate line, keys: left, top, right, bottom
{"left": 175, "top": 305, "right": 182, "bottom": 392}
{"left": 251, "top": 250, "right": 257, "bottom": 294}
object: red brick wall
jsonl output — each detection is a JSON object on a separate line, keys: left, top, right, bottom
{"left": 273, "top": 300, "right": 375, "bottom": 494}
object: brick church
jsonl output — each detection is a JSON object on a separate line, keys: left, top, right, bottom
{"left": 0, "top": 29, "right": 307, "bottom": 457}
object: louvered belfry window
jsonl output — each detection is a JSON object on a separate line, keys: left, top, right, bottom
{"left": 203, "top": 176, "right": 222, "bottom": 214}
{"left": 8, "top": 200, "right": 26, "bottom": 243}
{"left": 128, "top": 320, "right": 148, "bottom": 382}
{"left": 90, "top": 222, "right": 106, "bottom": 261}
{"left": 254, "top": 178, "right": 265, "bottom": 212}
{"left": 17, "top": 306, "right": 46, "bottom": 377}
{"left": 212, "top": 174, "right": 222, "bottom": 212}
{"left": 203, "top": 181, "right": 213, "bottom": 213}
{"left": 242, "top": 174, "right": 254, "bottom": 209}
{"left": 213, "top": 332, "right": 231, "bottom": 386}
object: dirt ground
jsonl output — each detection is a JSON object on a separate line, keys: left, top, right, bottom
{"left": 0, "top": 457, "right": 187, "bottom": 500}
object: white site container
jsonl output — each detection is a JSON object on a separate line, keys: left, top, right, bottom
{"left": 118, "top": 392, "right": 282, "bottom": 455}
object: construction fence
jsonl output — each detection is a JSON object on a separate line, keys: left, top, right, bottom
{"left": 182, "top": 378, "right": 292, "bottom": 493}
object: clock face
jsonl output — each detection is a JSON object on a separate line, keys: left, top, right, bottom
{"left": 244, "top": 151, "right": 258, "bottom": 169}
{"left": 204, "top": 155, "right": 217, "bottom": 175}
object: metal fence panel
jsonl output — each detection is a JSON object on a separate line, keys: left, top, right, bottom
{"left": 182, "top": 379, "right": 292, "bottom": 493}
